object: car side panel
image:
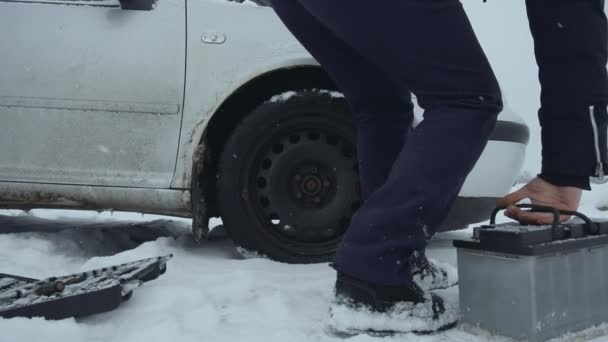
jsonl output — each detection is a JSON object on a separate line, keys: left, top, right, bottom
{"left": 0, "top": 0, "right": 185, "bottom": 188}
{"left": 173, "top": 0, "right": 317, "bottom": 189}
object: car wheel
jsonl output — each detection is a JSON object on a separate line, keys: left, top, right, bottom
{"left": 217, "top": 91, "right": 361, "bottom": 263}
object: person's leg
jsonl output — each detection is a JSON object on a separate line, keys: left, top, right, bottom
{"left": 297, "top": 0, "right": 503, "bottom": 286}
{"left": 270, "top": 0, "right": 414, "bottom": 200}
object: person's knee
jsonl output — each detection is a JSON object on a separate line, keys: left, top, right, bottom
{"left": 355, "top": 110, "right": 415, "bottom": 127}
{"left": 351, "top": 96, "right": 416, "bottom": 126}
{"left": 417, "top": 92, "right": 503, "bottom": 116}
{"left": 463, "top": 94, "right": 503, "bottom": 115}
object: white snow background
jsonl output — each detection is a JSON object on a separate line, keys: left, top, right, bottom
{"left": 1, "top": 1, "right": 608, "bottom": 342}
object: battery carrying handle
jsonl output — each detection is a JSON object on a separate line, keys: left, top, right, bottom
{"left": 490, "top": 204, "right": 598, "bottom": 234}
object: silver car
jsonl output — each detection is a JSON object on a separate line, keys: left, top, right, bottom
{"left": 0, "top": 0, "right": 529, "bottom": 262}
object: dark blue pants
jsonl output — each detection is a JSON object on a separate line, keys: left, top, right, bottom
{"left": 272, "top": 0, "right": 608, "bottom": 286}
{"left": 271, "top": 0, "right": 503, "bottom": 286}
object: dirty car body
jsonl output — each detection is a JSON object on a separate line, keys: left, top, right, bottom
{"left": 0, "top": 0, "right": 304, "bottom": 215}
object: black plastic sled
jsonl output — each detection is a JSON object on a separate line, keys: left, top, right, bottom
{"left": 0, "top": 255, "right": 172, "bottom": 320}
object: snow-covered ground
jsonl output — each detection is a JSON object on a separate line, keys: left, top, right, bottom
{"left": 0, "top": 184, "right": 607, "bottom": 342}
{"left": 1, "top": 1, "right": 608, "bottom": 342}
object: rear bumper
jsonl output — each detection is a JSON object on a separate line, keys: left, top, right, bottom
{"left": 489, "top": 120, "right": 530, "bottom": 145}
{"left": 459, "top": 120, "right": 528, "bottom": 198}
{"left": 440, "top": 196, "right": 498, "bottom": 231}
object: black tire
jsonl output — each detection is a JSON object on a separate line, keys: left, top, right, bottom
{"left": 217, "top": 91, "right": 361, "bottom": 263}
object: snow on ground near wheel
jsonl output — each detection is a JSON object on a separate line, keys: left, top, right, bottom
{"left": 0, "top": 184, "right": 607, "bottom": 342}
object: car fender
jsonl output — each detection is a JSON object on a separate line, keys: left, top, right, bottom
{"left": 172, "top": 0, "right": 320, "bottom": 189}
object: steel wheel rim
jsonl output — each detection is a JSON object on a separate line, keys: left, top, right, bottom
{"left": 249, "top": 122, "right": 360, "bottom": 246}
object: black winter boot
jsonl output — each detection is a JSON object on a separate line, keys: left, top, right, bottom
{"left": 410, "top": 250, "right": 458, "bottom": 291}
{"left": 329, "top": 271, "right": 458, "bottom": 335}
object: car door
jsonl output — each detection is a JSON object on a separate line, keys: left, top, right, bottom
{"left": 0, "top": 0, "right": 185, "bottom": 188}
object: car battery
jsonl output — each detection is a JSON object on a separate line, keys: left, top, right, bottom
{"left": 453, "top": 204, "right": 608, "bottom": 341}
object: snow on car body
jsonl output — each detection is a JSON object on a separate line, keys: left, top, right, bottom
{"left": 0, "top": 0, "right": 528, "bottom": 262}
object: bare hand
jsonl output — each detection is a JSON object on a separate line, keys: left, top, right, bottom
{"left": 496, "top": 177, "right": 582, "bottom": 225}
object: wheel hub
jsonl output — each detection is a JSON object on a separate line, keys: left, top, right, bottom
{"left": 290, "top": 164, "right": 335, "bottom": 207}
{"left": 302, "top": 175, "right": 321, "bottom": 195}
